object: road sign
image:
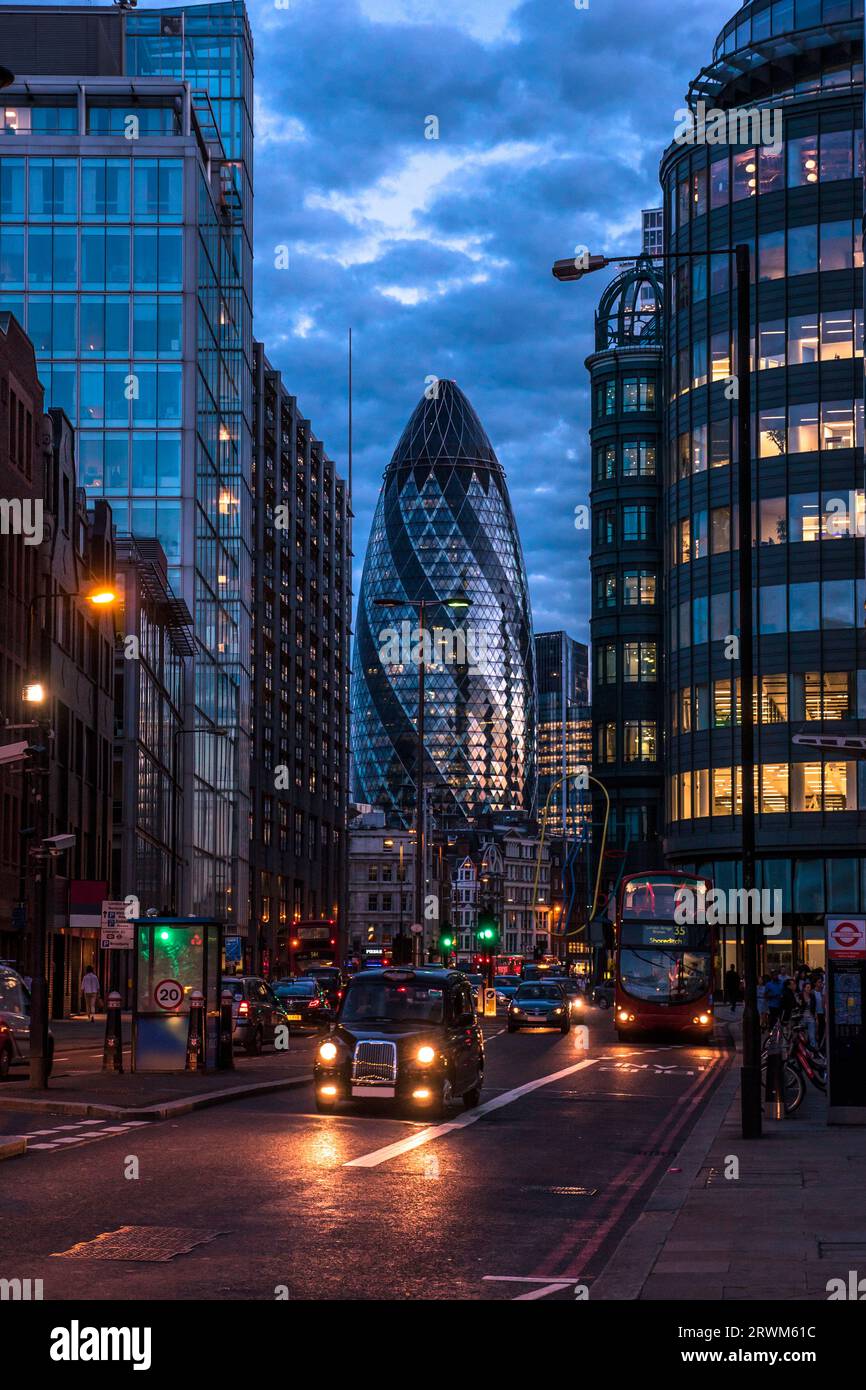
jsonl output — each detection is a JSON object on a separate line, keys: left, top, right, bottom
{"left": 154, "top": 978, "right": 184, "bottom": 1010}
{"left": 410, "top": 921, "right": 423, "bottom": 935}
{"left": 827, "top": 917, "right": 866, "bottom": 960}
{"left": 101, "top": 899, "right": 133, "bottom": 950}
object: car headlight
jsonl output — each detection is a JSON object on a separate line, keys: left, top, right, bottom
{"left": 319, "top": 1041, "right": 337, "bottom": 1061}
{"left": 417, "top": 1044, "right": 436, "bottom": 1064}
{"left": 552, "top": 1007, "right": 563, "bottom": 1014}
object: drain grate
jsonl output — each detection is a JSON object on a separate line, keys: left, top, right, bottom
{"left": 522, "top": 1185, "right": 598, "bottom": 1197}
{"left": 52, "top": 1225, "right": 225, "bottom": 1263}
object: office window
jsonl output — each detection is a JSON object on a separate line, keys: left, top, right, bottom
{"left": 732, "top": 147, "right": 757, "bottom": 200}
{"left": 596, "top": 642, "right": 616, "bottom": 685}
{"left": 712, "top": 766, "right": 742, "bottom": 816}
{"left": 820, "top": 219, "right": 855, "bottom": 271}
{"left": 761, "top": 674, "right": 788, "bottom": 723}
{"left": 788, "top": 313, "right": 819, "bottom": 364}
{"left": 788, "top": 403, "right": 819, "bottom": 453}
{"left": 758, "top": 229, "right": 785, "bottom": 280}
{"left": 622, "top": 440, "right": 656, "bottom": 477}
{"left": 623, "top": 721, "right": 656, "bottom": 762}
{"left": 787, "top": 133, "right": 818, "bottom": 185}
{"left": 623, "top": 504, "right": 654, "bottom": 542}
{"left": 787, "top": 223, "right": 817, "bottom": 275}
{"left": 821, "top": 310, "right": 855, "bottom": 360}
{"left": 711, "top": 505, "right": 731, "bottom": 552}
{"left": 622, "top": 377, "right": 655, "bottom": 412}
{"left": 759, "top": 408, "right": 786, "bottom": 457}
{"left": 597, "top": 722, "right": 616, "bottom": 764}
{"left": 595, "top": 443, "right": 616, "bottom": 480}
{"left": 788, "top": 581, "right": 820, "bottom": 631}
{"left": 624, "top": 569, "right": 655, "bottom": 606}
{"left": 759, "top": 496, "right": 786, "bottom": 545}
{"left": 758, "top": 320, "right": 785, "bottom": 369}
{"left": 760, "top": 763, "right": 789, "bottom": 812}
{"left": 623, "top": 641, "right": 657, "bottom": 683}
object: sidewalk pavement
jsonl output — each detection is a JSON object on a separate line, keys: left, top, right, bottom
{"left": 0, "top": 1040, "right": 315, "bottom": 1123}
{"left": 592, "top": 1014, "right": 865, "bottom": 1300}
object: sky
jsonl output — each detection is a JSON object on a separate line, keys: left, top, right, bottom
{"left": 256, "top": 1, "right": 728, "bottom": 643}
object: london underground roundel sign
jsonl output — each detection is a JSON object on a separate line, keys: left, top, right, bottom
{"left": 826, "top": 917, "right": 866, "bottom": 960}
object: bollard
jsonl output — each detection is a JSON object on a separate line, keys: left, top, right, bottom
{"left": 217, "top": 988, "right": 235, "bottom": 1070}
{"left": 186, "top": 989, "right": 205, "bottom": 1072}
{"left": 102, "top": 991, "right": 124, "bottom": 1073}
{"left": 764, "top": 1028, "right": 785, "bottom": 1120}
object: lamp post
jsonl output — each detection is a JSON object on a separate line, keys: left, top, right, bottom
{"left": 553, "top": 244, "right": 761, "bottom": 1138}
{"left": 23, "top": 584, "right": 119, "bottom": 1088}
{"left": 374, "top": 590, "right": 471, "bottom": 964}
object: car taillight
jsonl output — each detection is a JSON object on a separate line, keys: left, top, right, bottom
{"left": 309, "top": 999, "right": 320, "bottom": 1008}
{"left": 238, "top": 1001, "right": 249, "bottom": 1017}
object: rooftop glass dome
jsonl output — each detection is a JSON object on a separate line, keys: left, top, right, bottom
{"left": 594, "top": 258, "right": 663, "bottom": 352}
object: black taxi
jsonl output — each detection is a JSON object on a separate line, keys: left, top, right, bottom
{"left": 314, "top": 967, "right": 484, "bottom": 1116}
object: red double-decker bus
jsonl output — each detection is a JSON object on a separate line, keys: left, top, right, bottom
{"left": 288, "top": 920, "right": 338, "bottom": 977}
{"left": 614, "top": 872, "right": 715, "bottom": 1041}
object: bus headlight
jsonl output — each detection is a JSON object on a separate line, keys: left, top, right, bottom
{"left": 319, "top": 1041, "right": 337, "bottom": 1061}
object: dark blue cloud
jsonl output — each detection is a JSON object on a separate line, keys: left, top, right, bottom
{"left": 249, "top": 0, "right": 725, "bottom": 639}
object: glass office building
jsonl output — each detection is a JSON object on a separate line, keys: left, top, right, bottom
{"left": 535, "top": 630, "right": 590, "bottom": 837}
{"left": 0, "top": 42, "right": 253, "bottom": 926}
{"left": 587, "top": 261, "right": 666, "bottom": 872}
{"left": 661, "top": 0, "right": 865, "bottom": 967}
{"left": 353, "top": 380, "right": 536, "bottom": 825}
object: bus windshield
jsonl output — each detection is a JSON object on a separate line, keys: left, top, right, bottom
{"left": 619, "top": 948, "right": 711, "bottom": 1005}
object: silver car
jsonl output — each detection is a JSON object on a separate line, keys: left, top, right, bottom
{"left": 0, "top": 964, "right": 54, "bottom": 1078}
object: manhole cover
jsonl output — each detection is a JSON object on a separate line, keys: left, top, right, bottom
{"left": 522, "top": 1185, "right": 598, "bottom": 1197}
{"left": 52, "top": 1226, "right": 225, "bottom": 1262}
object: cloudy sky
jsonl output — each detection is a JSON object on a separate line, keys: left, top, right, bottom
{"left": 249, "top": 0, "right": 727, "bottom": 643}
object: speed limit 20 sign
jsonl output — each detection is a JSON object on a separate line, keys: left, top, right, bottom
{"left": 154, "top": 978, "right": 184, "bottom": 1010}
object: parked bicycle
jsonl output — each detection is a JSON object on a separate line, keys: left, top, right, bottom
{"left": 760, "top": 1011, "right": 825, "bottom": 1115}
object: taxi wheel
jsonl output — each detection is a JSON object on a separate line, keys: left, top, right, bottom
{"left": 246, "top": 1026, "right": 264, "bottom": 1056}
{"left": 560, "top": 1020, "right": 570, "bottom": 1035}
{"left": 507, "top": 1022, "right": 518, "bottom": 1033}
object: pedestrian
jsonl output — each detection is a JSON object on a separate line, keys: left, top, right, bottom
{"left": 764, "top": 971, "right": 783, "bottom": 1025}
{"left": 801, "top": 977, "right": 818, "bottom": 1050}
{"left": 724, "top": 963, "right": 740, "bottom": 1015}
{"left": 81, "top": 968, "right": 101, "bottom": 1021}
{"left": 780, "top": 977, "right": 797, "bottom": 1023}
{"left": 812, "top": 971, "right": 826, "bottom": 1048}
{"left": 757, "top": 974, "right": 768, "bottom": 1030}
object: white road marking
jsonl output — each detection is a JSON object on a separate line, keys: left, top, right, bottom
{"left": 344, "top": 1057, "right": 600, "bottom": 1169}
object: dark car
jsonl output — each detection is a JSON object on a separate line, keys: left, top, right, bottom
{"left": 300, "top": 966, "right": 347, "bottom": 1011}
{"left": 221, "top": 976, "right": 290, "bottom": 1054}
{"left": 507, "top": 981, "right": 570, "bottom": 1034}
{"left": 494, "top": 974, "right": 522, "bottom": 1004}
{"left": 0, "top": 964, "right": 54, "bottom": 1078}
{"left": 548, "top": 975, "right": 586, "bottom": 1016}
{"left": 273, "top": 978, "right": 331, "bottom": 1033}
{"left": 313, "top": 966, "right": 484, "bottom": 1117}
{"left": 590, "top": 981, "right": 614, "bottom": 1010}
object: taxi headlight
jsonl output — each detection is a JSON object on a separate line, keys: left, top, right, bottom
{"left": 416, "top": 1044, "right": 436, "bottom": 1065}
{"left": 319, "top": 1041, "right": 338, "bottom": 1061}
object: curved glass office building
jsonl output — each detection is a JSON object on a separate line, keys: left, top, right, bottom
{"left": 587, "top": 261, "right": 666, "bottom": 871}
{"left": 353, "top": 380, "right": 536, "bottom": 825}
{"left": 661, "top": 0, "right": 865, "bottom": 964}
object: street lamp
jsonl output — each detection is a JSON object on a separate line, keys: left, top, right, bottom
{"left": 374, "top": 590, "right": 472, "bottom": 964}
{"left": 0, "top": 67, "right": 15, "bottom": 91}
{"left": 21, "top": 583, "right": 119, "bottom": 1088}
{"left": 554, "top": 243, "right": 761, "bottom": 1139}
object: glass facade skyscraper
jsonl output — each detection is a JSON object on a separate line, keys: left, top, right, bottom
{"left": 353, "top": 380, "right": 536, "bottom": 825}
{"left": 0, "top": 2, "right": 255, "bottom": 933}
{"left": 535, "top": 630, "right": 590, "bottom": 837}
{"left": 587, "top": 261, "right": 666, "bottom": 872}
{"left": 660, "top": 0, "right": 865, "bottom": 968}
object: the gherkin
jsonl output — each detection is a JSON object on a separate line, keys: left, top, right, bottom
{"left": 352, "top": 380, "right": 536, "bottom": 825}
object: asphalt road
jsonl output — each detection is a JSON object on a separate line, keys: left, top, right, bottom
{"left": 0, "top": 1009, "right": 731, "bottom": 1301}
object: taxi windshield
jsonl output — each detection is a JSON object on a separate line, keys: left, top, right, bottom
{"left": 515, "top": 984, "right": 562, "bottom": 1001}
{"left": 341, "top": 979, "right": 444, "bottom": 1025}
